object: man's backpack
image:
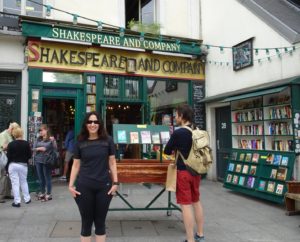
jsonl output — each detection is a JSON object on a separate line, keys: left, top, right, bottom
{"left": 178, "top": 126, "right": 213, "bottom": 175}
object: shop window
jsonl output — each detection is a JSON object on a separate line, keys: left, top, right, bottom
{"left": 147, "top": 79, "right": 189, "bottom": 126}
{"left": 3, "top": 0, "right": 43, "bottom": 17}
{"left": 104, "top": 75, "right": 120, "bottom": 98}
{"left": 43, "top": 72, "right": 83, "bottom": 84}
{"left": 25, "top": 0, "right": 43, "bottom": 17}
{"left": 125, "top": 78, "right": 139, "bottom": 99}
{"left": 3, "top": 0, "right": 21, "bottom": 15}
{"left": 125, "top": 0, "right": 155, "bottom": 25}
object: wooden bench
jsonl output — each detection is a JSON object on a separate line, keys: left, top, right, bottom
{"left": 285, "top": 181, "right": 300, "bottom": 216}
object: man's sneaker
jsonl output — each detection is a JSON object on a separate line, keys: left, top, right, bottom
{"left": 195, "top": 233, "right": 205, "bottom": 242}
{"left": 12, "top": 202, "right": 20, "bottom": 208}
{"left": 25, "top": 199, "right": 31, "bottom": 204}
{"left": 59, "top": 176, "right": 67, "bottom": 181}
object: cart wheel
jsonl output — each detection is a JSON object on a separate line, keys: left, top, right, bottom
{"left": 167, "top": 210, "right": 172, "bottom": 216}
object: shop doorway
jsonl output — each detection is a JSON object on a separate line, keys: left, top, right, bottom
{"left": 216, "top": 106, "right": 232, "bottom": 181}
{"left": 42, "top": 98, "right": 75, "bottom": 174}
{"left": 105, "top": 102, "right": 142, "bottom": 159}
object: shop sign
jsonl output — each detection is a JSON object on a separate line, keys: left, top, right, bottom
{"left": 28, "top": 40, "right": 204, "bottom": 80}
{"left": 22, "top": 21, "right": 201, "bottom": 55}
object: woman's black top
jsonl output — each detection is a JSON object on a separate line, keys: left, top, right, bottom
{"left": 73, "top": 137, "right": 116, "bottom": 186}
{"left": 6, "top": 140, "right": 32, "bottom": 170}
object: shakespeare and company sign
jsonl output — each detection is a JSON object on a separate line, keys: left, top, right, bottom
{"left": 22, "top": 21, "right": 201, "bottom": 55}
{"left": 27, "top": 40, "right": 204, "bottom": 80}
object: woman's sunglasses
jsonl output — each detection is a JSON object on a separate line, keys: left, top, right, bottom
{"left": 86, "top": 120, "right": 100, "bottom": 125}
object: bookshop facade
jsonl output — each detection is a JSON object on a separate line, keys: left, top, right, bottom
{"left": 22, "top": 20, "right": 205, "bottom": 162}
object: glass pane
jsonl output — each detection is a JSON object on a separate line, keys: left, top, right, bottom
{"left": 43, "top": 72, "right": 83, "bottom": 84}
{"left": 104, "top": 76, "right": 119, "bottom": 98}
{"left": 125, "top": 78, "right": 139, "bottom": 99}
{"left": 3, "top": 0, "right": 21, "bottom": 15}
{"left": 147, "top": 80, "right": 188, "bottom": 126}
{"left": 141, "top": 0, "right": 154, "bottom": 24}
{"left": 26, "top": 0, "right": 43, "bottom": 17}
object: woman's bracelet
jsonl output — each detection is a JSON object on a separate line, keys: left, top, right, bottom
{"left": 113, "top": 182, "right": 120, "bottom": 185}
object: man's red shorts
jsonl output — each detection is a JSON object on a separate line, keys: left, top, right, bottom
{"left": 176, "top": 170, "right": 200, "bottom": 205}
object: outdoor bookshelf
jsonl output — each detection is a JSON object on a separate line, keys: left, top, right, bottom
{"left": 224, "top": 84, "right": 300, "bottom": 203}
{"left": 86, "top": 75, "right": 97, "bottom": 112}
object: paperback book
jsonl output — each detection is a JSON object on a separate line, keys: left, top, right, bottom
{"left": 242, "top": 165, "right": 249, "bottom": 174}
{"left": 275, "top": 184, "right": 284, "bottom": 195}
{"left": 267, "top": 181, "right": 275, "bottom": 193}
{"left": 235, "top": 164, "right": 242, "bottom": 173}
{"left": 252, "top": 153, "right": 260, "bottom": 163}
{"left": 226, "top": 174, "right": 233, "bottom": 183}
{"left": 246, "top": 176, "right": 255, "bottom": 188}
{"left": 228, "top": 163, "right": 235, "bottom": 172}
{"left": 231, "top": 152, "right": 238, "bottom": 161}
{"left": 258, "top": 180, "right": 266, "bottom": 191}
{"left": 249, "top": 165, "right": 257, "bottom": 175}
{"left": 151, "top": 132, "right": 161, "bottom": 144}
{"left": 130, "top": 132, "right": 139, "bottom": 144}
{"left": 117, "top": 130, "right": 127, "bottom": 143}
{"left": 160, "top": 131, "right": 170, "bottom": 144}
{"left": 270, "top": 169, "right": 277, "bottom": 179}
{"left": 281, "top": 156, "right": 289, "bottom": 166}
{"left": 238, "top": 176, "right": 245, "bottom": 186}
{"left": 232, "top": 175, "right": 239, "bottom": 184}
{"left": 245, "top": 153, "right": 252, "bottom": 162}
{"left": 239, "top": 153, "right": 245, "bottom": 161}
{"left": 266, "top": 153, "right": 274, "bottom": 164}
{"left": 273, "top": 155, "right": 282, "bottom": 166}
{"left": 276, "top": 167, "right": 287, "bottom": 181}
{"left": 141, "top": 131, "right": 152, "bottom": 144}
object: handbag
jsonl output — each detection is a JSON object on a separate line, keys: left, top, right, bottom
{"left": 44, "top": 150, "right": 59, "bottom": 168}
{"left": 165, "top": 153, "right": 179, "bottom": 192}
{"left": 0, "top": 151, "right": 8, "bottom": 169}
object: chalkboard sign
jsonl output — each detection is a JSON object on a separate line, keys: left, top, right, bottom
{"left": 192, "top": 82, "right": 206, "bottom": 129}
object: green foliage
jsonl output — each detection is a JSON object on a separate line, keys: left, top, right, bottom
{"left": 127, "top": 19, "right": 161, "bottom": 35}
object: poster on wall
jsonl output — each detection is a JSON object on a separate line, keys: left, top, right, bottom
{"left": 232, "top": 38, "right": 254, "bottom": 71}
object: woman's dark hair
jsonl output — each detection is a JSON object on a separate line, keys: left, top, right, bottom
{"left": 77, "top": 111, "right": 108, "bottom": 141}
{"left": 176, "top": 104, "right": 194, "bottom": 123}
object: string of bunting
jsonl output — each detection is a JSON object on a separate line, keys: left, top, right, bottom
{"left": 28, "top": 0, "right": 299, "bottom": 64}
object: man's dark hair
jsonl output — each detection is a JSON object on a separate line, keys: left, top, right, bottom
{"left": 177, "top": 104, "right": 193, "bottom": 123}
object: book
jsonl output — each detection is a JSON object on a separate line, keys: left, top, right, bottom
{"left": 141, "top": 131, "right": 151, "bottom": 144}
{"left": 266, "top": 153, "right": 274, "bottom": 164}
{"left": 246, "top": 176, "right": 255, "bottom": 188}
{"left": 117, "top": 130, "right": 127, "bottom": 143}
{"left": 231, "top": 152, "right": 237, "bottom": 160}
{"left": 232, "top": 175, "right": 239, "bottom": 184}
{"left": 238, "top": 176, "right": 245, "bottom": 186}
{"left": 160, "top": 131, "right": 170, "bottom": 144}
{"left": 242, "top": 165, "right": 249, "bottom": 174}
{"left": 228, "top": 163, "right": 235, "bottom": 172}
{"left": 270, "top": 169, "right": 277, "bottom": 179}
{"left": 249, "top": 165, "right": 257, "bottom": 175}
{"left": 245, "top": 153, "right": 252, "bottom": 162}
{"left": 258, "top": 180, "right": 266, "bottom": 191}
{"left": 267, "top": 181, "right": 275, "bottom": 193}
{"left": 275, "top": 184, "right": 284, "bottom": 195}
{"left": 151, "top": 132, "right": 161, "bottom": 144}
{"left": 226, "top": 174, "right": 233, "bottom": 183}
{"left": 273, "top": 155, "right": 282, "bottom": 165}
{"left": 235, "top": 164, "right": 242, "bottom": 173}
{"left": 130, "top": 132, "right": 139, "bottom": 144}
{"left": 252, "top": 153, "right": 260, "bottom": 163}
{"left": 239, "top": 153, "right": 245, "bottom": 161}
{"left": 276, "top": 167, "right": 287, "bottom": 181}
{"left": 281, "top": 156, "right": 289, "bottom": 166}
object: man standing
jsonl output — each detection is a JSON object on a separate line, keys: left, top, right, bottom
{"left": 164, "top": 104, "right": 205, "bottom": 242}
{"left": 0, "top": 122, "right": 20, "bottom": 203}
{"left": 60, "top": 126, "right": 75, "bottom": 181}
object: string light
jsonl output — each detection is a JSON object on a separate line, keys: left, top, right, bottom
{"left": 45, "top": 5, "right": 52, "bottom": 17}
{"left": 119, "top": 27, "right": 125, "bottom": 38}
{"left": 140, "top": 32, "right": 145, "bottom": 42}
{"left": 97, "top": 21, "right": 102, "bottom": 31}
{"left": 72, "top": 14, "right": 78, "bottom": 25}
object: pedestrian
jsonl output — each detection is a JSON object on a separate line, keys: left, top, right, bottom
{"left": 33, "top": 124, "right": 56, "bottom": 202}
{"left": 164, "top": 104, "right": 205, "bottom": 242}
{"left": 0, "top": 121, "right": 20, "bottom": 203}
{"left": 69, "top": 111, "right": 118, "bottom": 242}
{"left": 6, "top": 127, "right": 32, "bottom": 207}
{"left": 60, "top": 126, "right": 75, "bottom": 181}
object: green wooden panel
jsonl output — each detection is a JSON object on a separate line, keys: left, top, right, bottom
{"left": 28, "top": 68, "right": 42, "bottom": 85}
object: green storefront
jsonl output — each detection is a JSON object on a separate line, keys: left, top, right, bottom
{"left": 22, "top": 19, "right": 206, "bottom": 174}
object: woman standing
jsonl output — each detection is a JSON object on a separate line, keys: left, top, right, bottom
{"left": 33, "top": 124, "right": 55, "bottom": 202}
{"left": 6, "top": 127, "right": 32, "bottom": 207}
{"left": 69, "top": 112, "right": 118, "bottom": 242}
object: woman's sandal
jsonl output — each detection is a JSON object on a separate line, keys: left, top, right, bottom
{"left": 36, "top": 193, "right": 45, "bottom": 200}
{"left": 41, "top": 194, "right": 52, "bottom": 202}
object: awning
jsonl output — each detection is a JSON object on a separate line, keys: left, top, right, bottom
{"left": 222, "top": 86, "right": 287, "bottom": 102}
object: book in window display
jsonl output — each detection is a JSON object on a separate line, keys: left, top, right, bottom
{"left": 226, "top": 174, "right": 233, "bottom": 183}
{"left": 130, "top": 132, "right": 139, "bottom": 144}
{"left": 228, "top": 163, "right": 235, "bottom": 172}
{"left": 270, "top": 169, "right": 277, "bottom": 179}
{"left": 239, "top": 153, "right": 245, "bottom": 161}
{"left": 252, "top": 153, "right": 259, "bottom": 163}
{"left": 280, "top": 156, "right": 289, "bottom": 166}
{"left": 266, "top": 153, "right": 274, "bottom": 164}
{"left": 245, "top": 153, "right": 252, "bottom": 162}
{"left": 117, "top": 130, "right": 127, "bottom": 143}
{"left": 151, "top": 132, "right": 161, "bottom": 144}
{"left": 249, "top": 165, "right": 257, "bottom": 175}
{"left": 238, "top": 176, "right": 246, "bottom": 186}
{"left": 235, "top": 164, "right": 242, "bottom": 173}
{"left": 267, "top": 181, "right": 275, "bottom": 193}
{"left": 275, "top": 184, "right": 284, "bottom": 195}
{"left": 141, "top": 130, "right": 152, "bottom": 144}
{"left": 246, "top": 176, "right": 255, "bottom": 188}
{"left": 242, "top": 165, "right": 249, "bottom": 174}
{"left": 232, "top": 175, "right": 239, "bottom": 184}
{"left": 273, "top": 155, "right": 282, "bottom": 166}
{"left": 231, "top": 151, "right": 237, "bottom": 160}
{"left": 276, "top": 167, "right": 287, "bottom": 181}
{"left": 160, "top": 131, "right": 170, "bottom": 144}
{"left": 258, "top": 180, "right": 266, "bottom": 191}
